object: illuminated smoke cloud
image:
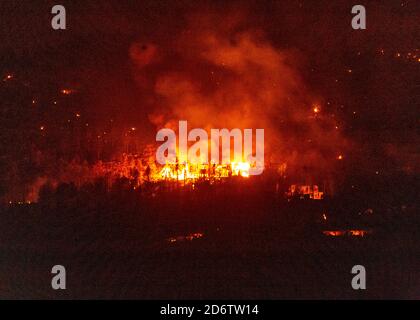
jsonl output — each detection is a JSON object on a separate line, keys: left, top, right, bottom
{"left": 130, "top": 10, "right": 348, "bottom": 177}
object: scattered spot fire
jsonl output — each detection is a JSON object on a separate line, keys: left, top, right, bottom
{"left": 322, "top": 229, "right": 372, "bottom": 237}
{"left": 167, "top": 232, "right": 204, "bottom": 244}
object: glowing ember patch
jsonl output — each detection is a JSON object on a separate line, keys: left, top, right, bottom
{"left": 323, "top": 229, "right": 372, "bottom": 237}
{"left": 349, "top": 230, "right": 368, "bottom": 237}
{"left": 323, "top": 230, "right": 344, "bottom": 237}
{"left": 167, "top": 232, "right": 204, "bottom": 243}
{"left": 286, "top": 184, "right": 324, "bottom": 200}
{"left": 186, "top": 233, "right": 204, "bottom": 241}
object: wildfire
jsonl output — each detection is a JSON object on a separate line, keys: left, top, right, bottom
{"left": 158, "top": 160, "right": 251, "bottom": 182}
{"left": 231, "top": 162, "right": 250, "bottom": 177}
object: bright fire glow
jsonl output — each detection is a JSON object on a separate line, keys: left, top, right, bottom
{"left": 158, "top": 160, "right": 251, "bottom": 181}
{"left": 61, "top": 89, "right": 73, "bottom": 95}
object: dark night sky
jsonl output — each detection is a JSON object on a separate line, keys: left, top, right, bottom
{"left": 0, "top": 0, "right": 419, "bottom": 198}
